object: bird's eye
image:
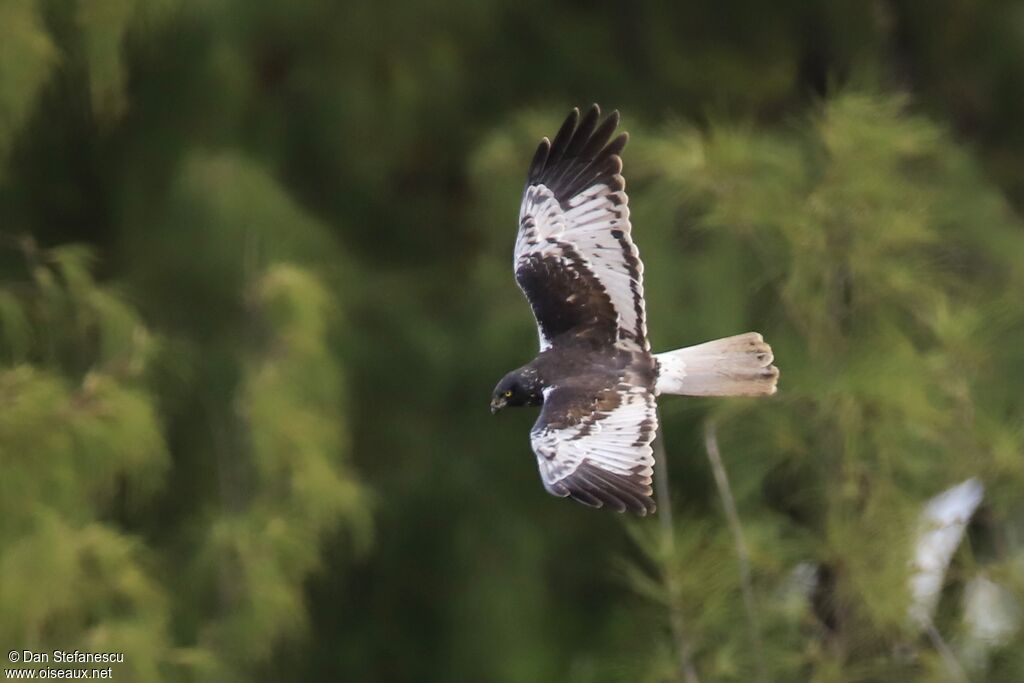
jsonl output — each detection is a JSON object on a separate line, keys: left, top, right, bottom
{"left": 504, "top": 390, "right": 513, "bottom": 398}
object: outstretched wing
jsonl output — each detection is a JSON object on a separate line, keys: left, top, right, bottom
{"left": 515, "top": 104, "right": 648, "bottom": 352}
{"left": 531, "top": 383, "right": 657, "bottom": 515}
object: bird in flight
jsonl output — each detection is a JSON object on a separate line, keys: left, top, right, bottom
{"left": 490, "top": 104, "right": 779, "bottom": 515}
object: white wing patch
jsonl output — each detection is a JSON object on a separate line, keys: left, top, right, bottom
{"left": 513, "top": 106, "right": 648, "bottom": 352}
{"left": 530, "top": 385, "right": 657, "bottom": 515}
{"left": 516, "top": 183, "right": 646, "bottom": 351}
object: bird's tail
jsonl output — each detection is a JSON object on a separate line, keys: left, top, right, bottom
{"left": 654, "top": 332, "right": 779, "bottom": 397}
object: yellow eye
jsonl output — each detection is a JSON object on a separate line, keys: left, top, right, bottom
{"left": 504, "top": 390, "right": 513, "bottom": 398}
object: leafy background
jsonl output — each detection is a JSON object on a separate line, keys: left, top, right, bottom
{"left": 1, "top": 1, "right": 1023, "bottom": 681}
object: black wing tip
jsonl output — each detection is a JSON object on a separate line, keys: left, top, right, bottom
{"left": 566, "top": 491, "right": 655, "bottom": 516}
{"left": 528, "top": 104, "right": 628, "bottom": 198}
{"left": 557, "top": 103, "right": 620, "bottom": 147}
{"left": 609, "top": 131, "right": 629, "bottom": 154}
{"left": 583, "top": 103, "right": 618, "bottom": 120}
{"left": 561, "top": 107, "right": 581, "bottom": 127}
{"left": 557, "top": 461, "right": 656, "bottom": 516}
{"left": 527, "top": 137, "right": 552, "bottom": 179}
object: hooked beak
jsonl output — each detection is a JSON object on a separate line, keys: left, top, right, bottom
{"left": 490, "top": 396, "right": 507, "bottom": 414}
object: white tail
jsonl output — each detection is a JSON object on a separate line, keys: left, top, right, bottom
{"left": 654, "top": 332, "right": 779, "bottom": 397}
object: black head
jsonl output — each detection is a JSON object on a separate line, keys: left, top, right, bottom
{"left": 490, "top": 367, "right": 543, "bottom": 414}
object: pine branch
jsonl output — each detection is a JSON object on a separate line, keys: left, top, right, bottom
{"left": 653, "top": 426, "right": 701, "bottom": 683}
{"left": 704, "top": 420, "right": 767, "bottom": 683}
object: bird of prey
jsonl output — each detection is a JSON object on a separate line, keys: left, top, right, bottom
{"left": 490, "top": 104, "right": 779, "bottom": 515}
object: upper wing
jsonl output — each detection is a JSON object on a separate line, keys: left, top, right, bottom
{"left": 515, "top": 105, "right": 648, "bottom": 352}
{"left": 530, "top": 383, "right": 657, "bottom": 515}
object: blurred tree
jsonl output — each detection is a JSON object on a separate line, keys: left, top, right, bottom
{"left": 623, "top": 93, "right": 1024, "bottom": 682}
{"left": 0, "top": 237, "right": 368, "bottom": 682}
{"left": 468, "top": 92, "right": 1024, "bottom": 682}
{"left": 0, "top": 0, "right": 58, "bottom": 169}
{"left": 0, "top": 244, "right": 173, "bottom": 681}
{"left": 1, "top": 0, "right": 1023, "bottom": 681}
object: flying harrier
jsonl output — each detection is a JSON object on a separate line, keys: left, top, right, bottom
{"left": 490, "top": 104, "right": 779, "bottom": 515}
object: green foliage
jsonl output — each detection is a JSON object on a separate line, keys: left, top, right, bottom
{"left": 0, "top": 247, "right": 172, "bottom": 680}
{"left": 76, "top": 0, "right": 179, "bottom": 120}
{"left": 468, "top": 93, "right": 1024, "bottom": 681}
{"left": 194, "top": 264, "right": 369, "bottom": 678}
{"left": 0, "top": 0, "right": 58, "bottom": 167}
{"left": 619, "top": 93, "right": 1024, "bottom": 681}
{"left": 3, "top": 1, "right": 1024, "bottom": 681}
{"left": 1, "top": 237, "right": 366, "bottom": 681}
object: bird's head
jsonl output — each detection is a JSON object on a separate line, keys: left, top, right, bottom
{"left": 490, "top": 369, "right": 542, "bottom": 414}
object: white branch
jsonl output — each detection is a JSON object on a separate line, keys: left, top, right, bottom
{"left": 653, "top": 427, "right": 701, "bottom": 683}
{"left": 704, "top": 420, "right": 766, "bottom": 683}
